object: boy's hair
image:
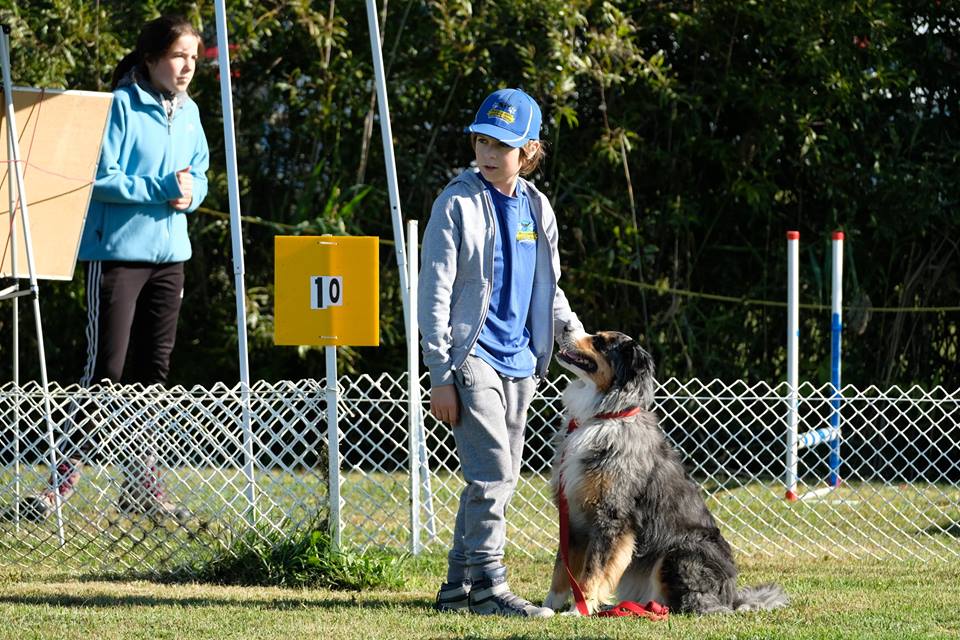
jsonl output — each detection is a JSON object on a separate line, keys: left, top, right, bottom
{"left": 519, "top": 139, "right": 546, "bottom": 177}
{"left": 470, "top": 133, "right": 548, "bottom": 177}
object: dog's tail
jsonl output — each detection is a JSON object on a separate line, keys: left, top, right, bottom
{"left": 733, "top": 583, "right": 789, "bottom": 611}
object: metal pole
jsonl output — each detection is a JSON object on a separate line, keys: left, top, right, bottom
{"left": 829, "top": 231, "right": 844, "bottom": 487}
{"left": 0, "top": 25, "right": 64, "bottom": 543}
{"left": 326, "top": 345, "right": 341, "bottom": 550}
{"left": 406, "top": 220, "right": 421, "bottom": 554}
{"left": 5, "top": 82, "right": 19, "bottom": 531}
{"left": 363, "top": 0, "right": 410, "bottom": 334}
{"left": 212, "top": 0, "right": 256, "bottom": 522}
{"left": 785, "top": 230, "right": 800, "bottom": 502}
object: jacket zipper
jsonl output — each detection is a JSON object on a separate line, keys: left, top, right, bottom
{"left": 161, "top": 97, "right": 175, "bottom": 260}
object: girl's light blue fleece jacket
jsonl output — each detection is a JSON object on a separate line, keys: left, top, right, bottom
{"left": 418, "top": 168, "right": 584, "bottom": 387}
{"left": 78, "top": 80, "right": 209, "bottom": 263}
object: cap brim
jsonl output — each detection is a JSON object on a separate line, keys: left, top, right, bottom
{"left": 465, "top": 123, "right": 528, "bottom": 148}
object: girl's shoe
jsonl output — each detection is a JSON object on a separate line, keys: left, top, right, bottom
{"left": 1, "top": 458, "right": 83, "bottom": 522}
{"left": 118, "top": 461, "right": 191, "bottom": 521}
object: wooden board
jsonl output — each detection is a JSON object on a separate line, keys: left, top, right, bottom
{"left": 0, "top": 86, "right": 112, "bottom": 280}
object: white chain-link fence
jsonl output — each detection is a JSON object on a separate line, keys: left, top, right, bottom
{"left": 1, "top": 374, "right": 959, "bottom": 575}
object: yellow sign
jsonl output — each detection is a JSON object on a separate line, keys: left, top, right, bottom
{"left": 274, "top": 236, "right": 379, "bottom": 346}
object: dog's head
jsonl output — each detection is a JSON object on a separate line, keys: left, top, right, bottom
{"left": 556, "top": 327, "right": 656, "bottom": 412}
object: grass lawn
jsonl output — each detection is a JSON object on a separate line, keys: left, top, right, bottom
{"left": 1, "top": 552, "right": 959, "bottom": 640}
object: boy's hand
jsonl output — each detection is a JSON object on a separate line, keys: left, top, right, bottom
{"left": 430, "top": 384, "right": 460, "bottom": 425}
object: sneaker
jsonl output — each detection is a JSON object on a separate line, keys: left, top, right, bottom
{"left": 1, "top": 458, "right": 82, "bottom": 522}
{"left": 434, "top": 581, "right": 471, "bottom": 613}
{"left": 469, "top": 576, "right": 555, "bottom": 618}
{"left": 118, "top": 461, "right": 191, "bottom": 521}
{"left": 6, "top": 492, "right": 56, "bottom": 522}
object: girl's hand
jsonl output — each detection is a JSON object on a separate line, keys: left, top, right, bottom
{"left": 170, "top": 166, "right": 193, "bottom": 210}
{"left": 430, "top": 384, "right": 460, "bottom": 425}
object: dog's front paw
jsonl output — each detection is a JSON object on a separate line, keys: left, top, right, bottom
{"left": 560, "top": 599, "right": 600, "bottom": 616}
{"left": 543, "top": 590, "right": 568, "bottom": 611}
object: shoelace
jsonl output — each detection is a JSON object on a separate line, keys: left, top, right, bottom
{"left": 493, "top": 590, "right": 536, "bottom": 612}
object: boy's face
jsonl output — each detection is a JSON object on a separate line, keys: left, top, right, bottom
{"left": 474, "top": 134, "right": 523, "bottom": 195}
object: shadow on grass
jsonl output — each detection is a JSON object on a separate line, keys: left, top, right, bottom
{"left": 457, "top": 638, "right": 630, "bottom": 640}
{"left": 0, "top": 591, "right": 425, "bottom": 611}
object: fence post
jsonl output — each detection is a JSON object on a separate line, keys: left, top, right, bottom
{"left": 326, "top": 346, "right": 341, "bottom": 549}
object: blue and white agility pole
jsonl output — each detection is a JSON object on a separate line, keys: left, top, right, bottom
{"left": 784, "top": 230, "right": 844, "bottom": 501}
{"left": 828, "top": 231, "right": 843, "bottom": 488}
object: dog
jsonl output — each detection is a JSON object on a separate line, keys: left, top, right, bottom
{"left": 543, "top": 328, "right": 788, "bottom": 615}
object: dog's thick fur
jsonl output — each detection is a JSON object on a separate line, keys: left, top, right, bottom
{"left": 544, "top": 328, "right": 788, "bottom": 615}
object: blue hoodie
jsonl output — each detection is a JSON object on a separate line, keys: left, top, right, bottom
{"left": 78, "top": 76, "right": 209, "bottom": 263}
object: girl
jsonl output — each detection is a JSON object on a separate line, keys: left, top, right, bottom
{"left": 17, "top": 15, "right": 209, "bottom": 522}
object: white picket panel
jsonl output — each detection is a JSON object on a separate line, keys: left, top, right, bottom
{"left": 1, "top": 375, "right": 958, "bottom": 575}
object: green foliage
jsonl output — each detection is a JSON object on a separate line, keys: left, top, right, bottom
{"left": 192, "top": 520, "right": 407, "bottom": 590}
{"left": 0, "top": 1, "right": 956, "bottom": 388}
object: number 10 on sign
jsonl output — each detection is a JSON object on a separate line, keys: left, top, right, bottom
{"left": 312, "top": 276, "right": 343, "bottom": 309}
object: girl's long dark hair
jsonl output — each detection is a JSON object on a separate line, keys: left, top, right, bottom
{"left": 110, "top": 15, "right": 202, "bottom": 90}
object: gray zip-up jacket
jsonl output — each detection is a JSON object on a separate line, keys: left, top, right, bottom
{"left": 418, "top": 168, "right": 583, "bottom": 387}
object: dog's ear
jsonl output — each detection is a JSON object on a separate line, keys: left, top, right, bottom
{"left": 612, "top": 338, "right": 655, "bottom": 390}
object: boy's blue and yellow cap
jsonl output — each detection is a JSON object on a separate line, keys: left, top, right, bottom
{"left": 465, "top": 88, "right": 541, "bottom": 148}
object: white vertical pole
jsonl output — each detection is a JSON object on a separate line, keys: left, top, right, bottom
{"left": 6, "top": 87, "right": 20, "bottom": 531}
{"left": 406, "top": 220, "right": 421, "bottom": 554}
{"left": 326, "top": 346, "right": 342, "bottom": 550}
{"left": 829, "top": 231, "right": 844, "bottom": 487}
{"left": 212, "top": 0, "right": 256, "bottom": 521}
{"left": 418, "top": 386, "right": 437, "bottom": 542}
{"left": 785, "top": 230, "right": 800, "bottom": 502}
{"left": 1, "top": 26, "right": 64, "bottom": 543}
{"left": 363, "top": 0, "right": 409, "bottom": 333}
{"left": 406, "top": 222, "right": 437, "bottom": 543}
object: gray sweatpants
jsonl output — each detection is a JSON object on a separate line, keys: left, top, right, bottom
{"left": 446, "top": 355, "right": 537, "bottom": 582}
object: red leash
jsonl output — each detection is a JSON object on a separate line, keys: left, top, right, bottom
{"left": 557, "top": 407, "right": 669, "bottom": 621}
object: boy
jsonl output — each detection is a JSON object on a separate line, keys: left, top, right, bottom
{"left": 419, "top": 88, "right": 583, "bottom": 617}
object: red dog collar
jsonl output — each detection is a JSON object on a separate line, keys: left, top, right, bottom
{"left": 567, "top": 406, "right": 643, "bottom": 433}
